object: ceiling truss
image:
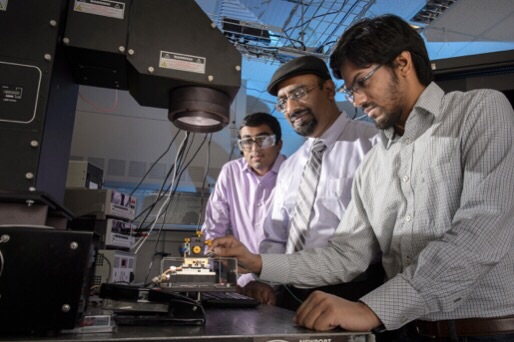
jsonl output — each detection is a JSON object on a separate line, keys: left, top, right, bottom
{"left": 203, "top": 0, "right": 376, "bottom": 64}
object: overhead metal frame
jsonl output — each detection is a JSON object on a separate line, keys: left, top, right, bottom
{"left": 201, "top": 0, "right": 376, "bottom": 64}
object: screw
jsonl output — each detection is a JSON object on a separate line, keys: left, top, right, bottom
{"left": 62, "top": 37, "right": 70, "bottom": 45}
{"left": 119, "top": 46, "right": 125, "bottom": 53}
{"left": 30, "top": 140, "right": 39, "bottom": 147}
{"left": 70, "top": 242, "right": 78, "bottom": 250}
{"left": 62, "top": 304, "right": 71, "bottom": 313}
{"left": 44, "top": 54, "right": 52, "bottom": 62}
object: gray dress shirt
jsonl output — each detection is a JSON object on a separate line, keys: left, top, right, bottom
{"left": 259, "top": 83, "right": 514, "bottom": 330}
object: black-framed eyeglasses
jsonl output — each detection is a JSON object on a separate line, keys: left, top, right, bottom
{"left": 275, "top": 84, "right": 319, "bottom": 112}
{"left": 338, "top": 65, "right": 382, "bottom": 103}
{"left": 237, "top": 134, "right": 276, "bottom": 151}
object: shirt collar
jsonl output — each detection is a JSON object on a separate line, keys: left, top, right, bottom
{"left": 308, "top": 113, "right": 349, "bottom": 151}
{"left": 270, "top": 153, "right": 287, "bottom": 174}
{"left": 242, "top": 153, "right": 287, "bottom": 175}
{"left": 414, "top": 82, "right": 444, "bottom": 118}
{"left": 379, "top": 82, "right": 444, "bottom": 148}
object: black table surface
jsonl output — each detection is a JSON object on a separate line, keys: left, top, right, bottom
{"left": 0, "top": 305, "right": 374, "bottom": 342}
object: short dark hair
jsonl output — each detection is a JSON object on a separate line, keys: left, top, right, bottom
{"left": 329, "top": 14, "right": 433, "bottom": 86}
{"left": 238, "top": 112, "right": 282, "bottom": 142}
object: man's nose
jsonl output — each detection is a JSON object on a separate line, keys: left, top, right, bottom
{"left": 352, "top": 91, "right": 367, "bottom": 108}
{"left": 284, "top": 97, "right": 302, "bottom": 114}
{"left": 251, "top": 141, "right": 262, "bottom": 151}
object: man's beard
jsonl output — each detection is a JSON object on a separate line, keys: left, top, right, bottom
{"left": 374, "top": 72, "right": 403, "bottom": 130}
{"left": 294, "top": 118, "right": 317, "bottom": 136}
{"left": 375, "top": 107, "right": 402, "bottom": 130}
{"left": 290, "top": 110, "right": 317, "bottom": 136}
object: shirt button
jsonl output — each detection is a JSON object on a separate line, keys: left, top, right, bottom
{"left": 402, "top": 175, "right": 409, "bottom": 182}
{"left": 405, "top": 138, "right": 411, "bottom": 145}
{"left": 406, "top": 215, "right": 411, "bottom": 222}
{"left": 257, "top": 203, "right": 262, "bottom": 207}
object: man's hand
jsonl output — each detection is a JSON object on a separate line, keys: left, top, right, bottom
{"left": 293, "top": 291, "right": 382, "bottom": 332}
{"left": 240, "top": 281, "right": 276, "bottom": 305}
{"left": 210, "top": 235, "right": 263, "bottom": 274}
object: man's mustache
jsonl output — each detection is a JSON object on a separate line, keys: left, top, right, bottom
{"left": 289, "top": 109, "right": 311, "bottom": 120}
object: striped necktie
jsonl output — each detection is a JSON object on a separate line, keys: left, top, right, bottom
{"left": 286, "top": 139, "right": 326, "bottom": 253}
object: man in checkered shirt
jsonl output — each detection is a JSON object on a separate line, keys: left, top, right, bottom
{"left": 211, "top": 14, "right": 514, "bottom": 341}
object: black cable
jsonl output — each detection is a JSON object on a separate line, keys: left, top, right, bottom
{"left": 134, "top": 132, "right": 209, "bottom": 278}
{"left": 139, "top": 134, "right": 212, "bottom": 286}
{"left": 132, "top": 133, "right": 193, "bottom": 257}
{"left": 140, "top": 133, "right": 196, "bottom": 228}
{"left": 129, "top": 130, "right": 181, "bottom": 198}
{"left": 272, "top": 32, "right": 307, "bottom": 51}
{"left": 149, "top": 133, "right": 209, "bottom": 230}
{"left": 284, "top": 0, "right": 347, "bottom": 34}
{"left": 195, "top": 133, "right": 214, "bottom": 230}
{"left": 134, "top": 133, "right": 191, "bottom": 232}
{"left": 137, "top": 132, "right": 208, "bottom": 232}
{"left": 133, "top": 133, "right": 192, "bottom": 230}
{"left": 98, "top": 252, "right": 113, "bottom": 283}
{"left": 318, "top": 0, "right": 363, "bottom": 48}
{"left": 131, "top": 135, "right": 184, "bottom": 225}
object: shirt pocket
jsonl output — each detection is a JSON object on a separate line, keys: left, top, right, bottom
{"left": 318, "top": 177, "right": 354, "bottom": 214}
{"left": 414, "top": 140, "right": 461, "bottom": 237}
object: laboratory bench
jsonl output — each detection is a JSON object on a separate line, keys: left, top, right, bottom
{"left": 0, "top": 305, "right": 374, "bottom": 342}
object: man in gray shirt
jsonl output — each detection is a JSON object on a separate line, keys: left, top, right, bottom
{"left": 211, "top": 14, "right": 514, "bottom": 341}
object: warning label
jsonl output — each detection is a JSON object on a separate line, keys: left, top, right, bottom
{"left": 0, "top": 0, "right": 8, "bottom": 12}
{"left": 74, "top": 0, "right": 125, "bottom": 20}
{"left": 159, "top": 51, "right": 206, "bottom": 74}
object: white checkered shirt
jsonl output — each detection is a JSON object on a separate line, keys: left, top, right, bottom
{"left": 259, "top": 82, "right": 514, "bottom": 330}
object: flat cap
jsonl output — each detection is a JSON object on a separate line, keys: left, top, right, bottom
{"left": 267, "top": 56, "right": 331, "bottom": 96}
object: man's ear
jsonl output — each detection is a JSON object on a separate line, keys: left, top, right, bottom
{"left": 395, "top": 51, "right": 413, "bottom": 76}
{"left": 324, "top": 79, "right": 336, "bottom": 99}
{"left": 276, "top": 139, "right": 283, "bottom": 151}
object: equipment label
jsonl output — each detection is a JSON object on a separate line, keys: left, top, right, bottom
{"left": 0, "top": 0, "right": 8, "bottom": 11}
{"left": 1, "top": 85, "right": 23, "bottom": 103}
{"left": 74, "top": 0, "right": 125, "bottom": 20}
{"left": 159, "top": 51, "right": 206, "bottom": 74}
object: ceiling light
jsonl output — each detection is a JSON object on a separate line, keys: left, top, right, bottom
{"left": 222, "top": 18, "right": 271, "bottom": 45}
{"left": 411, "top": 0, "right": 459, "bottom": 25}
